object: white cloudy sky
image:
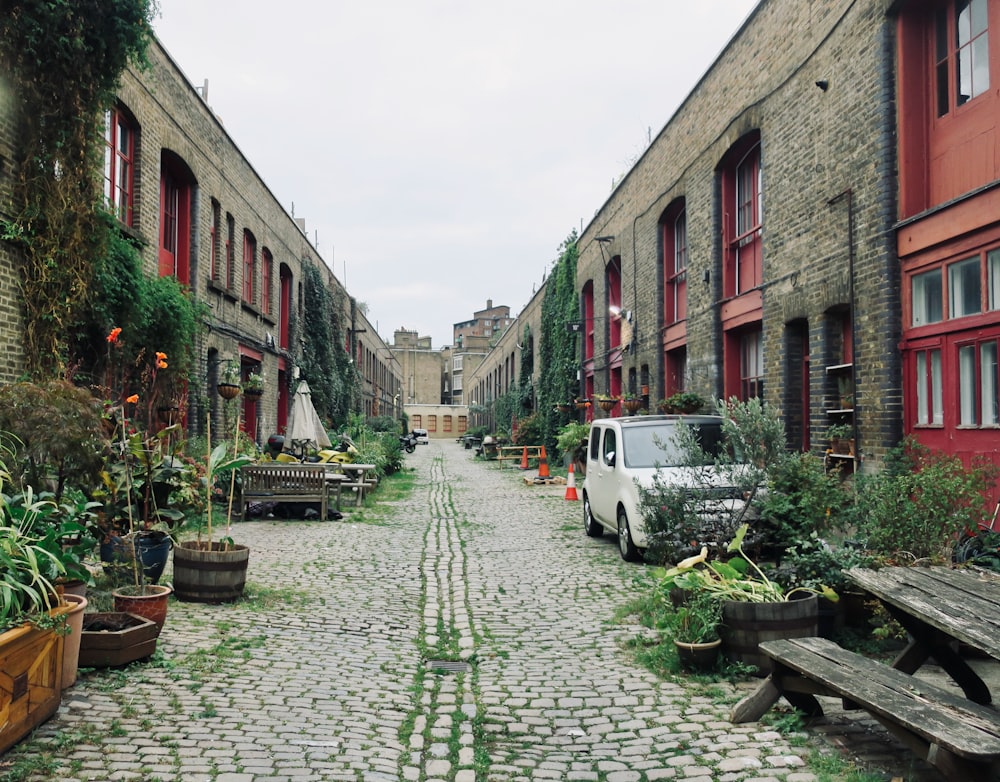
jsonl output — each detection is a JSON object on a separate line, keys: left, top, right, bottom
{"left": 153, "top": 1, "right": 758, "bottom": 348}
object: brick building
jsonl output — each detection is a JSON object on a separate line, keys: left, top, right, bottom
{"left": 464, "top": 285, "right": 546, "bottom": 434}
{"left": 577, "top": 0, "right": 902, "bottom": 473}
{"left": 0, "top": 37, "right": 402, "bottom": 441}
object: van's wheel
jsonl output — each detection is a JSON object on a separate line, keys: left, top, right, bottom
{"left": 584, "top": 494, "right": 602, "bottom": 538}
{"left": 617, "top": 508, "right": 640, "bottom": 562}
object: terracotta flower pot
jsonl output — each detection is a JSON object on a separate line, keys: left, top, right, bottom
{"left": 112, "top": 584, "right": 172, "bottom": 632}
{"left": 61, "top": 593, "right": 88, "bottom": 689}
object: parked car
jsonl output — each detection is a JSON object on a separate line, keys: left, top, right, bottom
{"left": 582, "top": 415, "right": 756, "bottom": 562}
{"left": 413, "top": 428, "right": 429, "bottom": 444}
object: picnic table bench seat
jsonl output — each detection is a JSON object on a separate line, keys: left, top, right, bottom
{"left": 730, "top": 636, "right": 1000, "bottom": 779}
{"left": 240, "top": 463, "right": 342, "bottom": 520}
{"left": 495, "top": 445, "right": 545, "bottom": 468}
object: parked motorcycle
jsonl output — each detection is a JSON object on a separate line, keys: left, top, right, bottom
{"left": 399, "top": 432, "right": 417, "bottom": 453}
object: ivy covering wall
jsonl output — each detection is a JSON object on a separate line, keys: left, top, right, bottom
{"left": 300, "top": 262, "right": 358, "bottom": 428}
{"left": 536, "top": 231, "right": 579, "bottom": 452}
{"left": 0, "top": 0, "right": 156, "bottom": 377}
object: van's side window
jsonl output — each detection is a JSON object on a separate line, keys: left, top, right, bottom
{"left": 602, "top": 429, "right": 617, "bottom": 466}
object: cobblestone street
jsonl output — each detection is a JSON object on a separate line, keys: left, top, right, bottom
{"left": 9, "top": 441, "right": 957, "bottom": 781}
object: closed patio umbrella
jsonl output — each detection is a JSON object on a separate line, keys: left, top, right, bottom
{"left": 286, "top": 380, "right": 331, "bottom": 455}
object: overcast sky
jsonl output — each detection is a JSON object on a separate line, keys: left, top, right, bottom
{"left": 153, "top": 1, "right": 758, "bottom": 348}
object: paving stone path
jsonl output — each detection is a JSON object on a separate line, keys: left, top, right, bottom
{"left": 9, "top": 440, "right": 952, "bottom": 781}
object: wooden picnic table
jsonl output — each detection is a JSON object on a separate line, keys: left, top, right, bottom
{"left": 334, "top": 463, "right": 377, "bottom": 506}
{"left": 846, "top": 565, "right": 1000, "bottom": 704}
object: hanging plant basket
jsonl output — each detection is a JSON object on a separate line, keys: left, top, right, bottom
{"left": 623, "top": 399, "right": 642, "bottom": 414}
{"left": 243, "top": 387, "right": 264, "bottom": 401}
{"left": 575, "top": 399, "right": 590, "bottom": 410}
{"left": 598, "top": 398, "right": 617, "bottom": 412}
{"left": 217, "top": 382, "right": 241, "bottom": 400}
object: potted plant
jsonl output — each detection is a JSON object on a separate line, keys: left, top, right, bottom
{"left": 658, "top": 524, "right": 837, "bottom": 675}
{"left": 594, "top": 394, "right": 619, "bottom": 413}
{"left": 556, "top": 421, "right": 590, "bottom": 476}
{"left": 669, "top": 590, "right": 723, "bottom": 671}
{"left": 660, "top": 391, "right": 705, "bottom": 414}
{"left": 172, "top": 413, "right": 254, "bottom": 604}
{"left": 242, "top": 370, "right": 265, "bottom": 400}
{"left": 826, "top": 423, "right": 854, "bottom": 455}
{"left": 622, "top": 392, "right": 643, "bottom": 414}
{"left": 217, "top": 359, "right": 242, "bottom": 400}
{"left": 0, "top": 455, "right": 86, "bottom": 751}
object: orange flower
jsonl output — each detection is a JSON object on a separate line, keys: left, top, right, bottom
{"left": 106, "top": 327, "right": 122, "bottom": 344}
{"left": 126, "top": 394, "right": 139, "bottom": 404}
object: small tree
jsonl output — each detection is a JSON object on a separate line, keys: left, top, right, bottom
{"left": 639, "top": 397, "right": 787, "bottom": 566}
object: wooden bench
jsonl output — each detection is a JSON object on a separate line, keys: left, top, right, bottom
{"left": 496, "top": 445, "right": 544, "bottom": 469}
{"left": 730, "top": 636, "right": 1000, "bottom": 778}
{"left": 240, "top": 463, "right": 342, "bottom": 520}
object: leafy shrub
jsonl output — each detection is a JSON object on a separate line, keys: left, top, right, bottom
{"left": 757, "top": 452, "right": 850, "bottom": 556}
{"left": 0, "top": 380, "right": 107, "bottom": 500}
{"left": 512, "top": 412, "right": 544, "bottom": 446}
{"left": 852, "top": 437, "right": 998, "bottom": 563}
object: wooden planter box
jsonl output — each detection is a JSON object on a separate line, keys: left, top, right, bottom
{"left": 0, "top": 604, "right": 70, "bottom": 754}
{"left": 78, "top": 613, "right": 159, "bottom": 668}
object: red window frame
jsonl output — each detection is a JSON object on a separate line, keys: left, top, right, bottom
{"left": 158, "top": 154, "right": 191, "bottom": 284}
{"left": 104, "top": 107, "right": 135, "bottom": 226}
{"left": 226, "top": 214, "right": 236, "bottom": 291}
{"left": 210, "top": 200, "right": 220, "bottom": 282}
{"left": 935, "top": 0, "right": 990, "bottom": 117}
{"left": 720, "top": 133, "right": 763, "bottom": 299}
{"left": 662, "top": 202, "right": 687, "bottom": 325}
{"left": 261, "top": 248, "right": 273, "bottom": 315}
{"left": 243, "top": 231, "right": 256, "bottom": 304}
{"left": 665, "top": 347, "right": 687, "bottom": 396}
{"left": 739, "top": 328, "right": 764, "bottom": 401}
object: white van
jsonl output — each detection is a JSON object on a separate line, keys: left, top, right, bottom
{"left": 582, "top": 415, "right": 755, "bottom": 562}
{"left": 413, "top": 428, "right": 429, "bottom": 444}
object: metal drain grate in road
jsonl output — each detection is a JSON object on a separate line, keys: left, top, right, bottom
{"left": 426, "top": 660, "right": 471, "bottom": 673}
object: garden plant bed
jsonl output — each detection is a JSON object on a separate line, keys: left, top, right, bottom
{"left": 78, "top": 612, "right": 159, "bottom": 668}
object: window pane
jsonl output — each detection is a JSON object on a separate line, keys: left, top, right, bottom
{"left": 972, "top": 33, "right": 990, "bottom": 98}
{"left": 931, "top": 349, "right": 944, "bottom": 424}
{"left": 981, "top": 341, "right": 998, "bottom": 425}
{"left": 912, "top": 268, "right": 943, "bottom": 325}
{"left": 959, "top": 344, "right": 977, "bottom": 425}
{"left": 949, "top": 256, "right": 981, "bottom": 317}
{"left": 917, "top": 352, "right": 928, "bottom": 424}
{"left": 674, "top": 211, "right": 687, "bottom": 273}
{"left": 958, "top": 44, "right": 973, "bottom": 104}
{"left": 973, "top": 0, "right": 988, "bottom": 33}
{"left": 989, "top": 249, "right": 1000, "bottom": 310}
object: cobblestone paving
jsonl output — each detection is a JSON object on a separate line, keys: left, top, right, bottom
{"left": 8, "top": 441, "right": 961, "bottom": 780}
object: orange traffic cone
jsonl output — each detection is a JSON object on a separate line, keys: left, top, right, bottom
{"left": 564, "top": 462, "right": 579, "bottom": 501}
{"left": 537, "top": 446, "right": 550, "bottom": 479}
{"left": 519, "top": 446, "right": 529, "bottom": 470}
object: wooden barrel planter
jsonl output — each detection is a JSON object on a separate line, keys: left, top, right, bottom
{"left": 719, "top": 594, "right": 818, "bottom": 676}
{"left": 173, "top": 541, "right": 250, "bottom": 604}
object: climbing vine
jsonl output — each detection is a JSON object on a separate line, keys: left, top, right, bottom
{"left": 300, "top": 262, "right": 358, "bottom": 428}
{"left": 0, "top": 0, "right": 157, "bottom": 377}
{"left": 536, "top": 231, "right": 580, "bottom": 452}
